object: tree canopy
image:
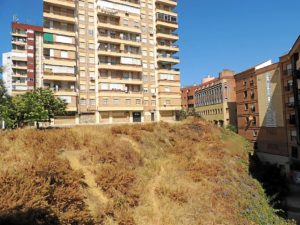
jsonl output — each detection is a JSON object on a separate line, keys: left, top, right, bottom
{"left": 0, "top": 84, "right": 67, "bottom": 129}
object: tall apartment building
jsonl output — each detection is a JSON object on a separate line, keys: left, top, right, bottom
{"left": 280, "top": 36, "right": 300, "bottom": 170}
{"left": 235, "top": 61, "right": 289, "bottom": 170}
{"left": 42, "top": 0, "right": 181, "bottom": 125}
{"left": 194, "top": 69, "right": 237, "bottom": 127}
{"left": 2, "top": 23, "right": 43, "bottom": 96}
{"left": 2, "top": 52, "right": 13, "bottom": 95}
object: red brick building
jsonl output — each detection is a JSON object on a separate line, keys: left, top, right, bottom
{"left": 235, "top": 60, "right": 289, "bottom": 171}
{"left": 181, "top": 85, "right": 199, "bottom": 111}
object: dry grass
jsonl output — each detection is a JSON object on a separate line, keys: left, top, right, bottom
{"left": 0, "top": 118, "right": 295, "bottom": 225}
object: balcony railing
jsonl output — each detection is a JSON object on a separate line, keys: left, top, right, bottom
{"left": 157, "top": 53, "right": 179, "bottom": 59}
{"left": 98, "top": 33, "right": 141, "bottom": 42}
{"left": 283, "top": 69, "right": 293, "bottom": 76}
{"left": 157, "top": 30, "right": 178, "bottom": 36}
{"left": 287, "top": 102, "right": 295, "bottom": 108}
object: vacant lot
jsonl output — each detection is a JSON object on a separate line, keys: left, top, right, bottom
{"left": 0, "top": 119, "right": 295, "bottom": 225}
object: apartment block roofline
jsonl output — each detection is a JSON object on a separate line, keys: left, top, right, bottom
{"left": 181, "top": 83, "right": 200, "bottom": 89}
{"left": 234, "top": 60, "right": 273, "bottom": 78}
{"left": 289, "top": 35, "right": 300, "bottom": 55}
{"left": 255, "top": 62, "right": 279, "bottom": 75}
{"left": 12, "top": 22, "right": 43, "bottom": 32}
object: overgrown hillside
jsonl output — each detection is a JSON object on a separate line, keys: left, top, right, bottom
{"left": 0, "top": 119, "right": 295, "bottom": 225}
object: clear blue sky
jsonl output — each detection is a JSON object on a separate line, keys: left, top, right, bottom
{"left": 0, "top": 0, "right": 300, "bottom": 85}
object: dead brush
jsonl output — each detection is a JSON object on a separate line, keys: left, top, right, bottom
{"left": 0, "top": 156, "right": 94, "bottom": 225}
{"left": 155, "top": 186, "right": 188, "bottom": 205}
{"left": 111, "top": 125, "right": 131, "bottom": 135}
{"left": 133, "top": 123, "right": 155, "bottom": 132}
{"left": 117, "top": 211, "right": 136, "bottom": 225}
{"left": 185, "top": 159, "right": 224, "bottom": 182}
{"left": 85, "top": 139, "right": 142, "bottom": 168}
{"left": 95, "top": 164, "right": 140, "bottom": 207}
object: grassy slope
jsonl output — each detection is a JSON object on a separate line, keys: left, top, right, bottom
{"left": 0, "top": 119, "right": 295, "bottom": 225}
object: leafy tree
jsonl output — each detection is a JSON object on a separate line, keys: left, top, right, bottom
{"left": 0, "top": 80, "right": 17, "bottom": 128}
{"left": 35, "top": 88, "right": 67, "bottom": 123}
{"left": 0, "top": 86, "right": 67, "bottom": 129}
{"left": 0, "top": 79, "right": 7, "bottom": 102}
{"left": 20, "top": 89, "right": 67, "bottom": 128}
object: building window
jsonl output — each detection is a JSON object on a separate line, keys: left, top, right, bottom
{"left": 291, "top": 130, "right": 297, "bottom": 142}
{"left": 103, "top": 99, "right": 109, "bottom": 105}
{"left": 244, "top": 91, "right": 247, "bottom": 99}
{"left": 124, "top": 99, "right": 130, "bottom": 106}
{"left": 292, "top": 147, "right": 298, "bottom": 158}
{"left": 252, "top": 117, "right": 257, "bottom": 126}
{"left": 250, "top": 90, "right": 255, "bottom": 99}
{"left": 250, "top": 80, "right": 254, "bottom": 86}
{"left": 245, "top": 104, "right": 249, "bottom": 111}
{"left": 113, "top": 99, "right": 120, "bottom": 105}
{"left": 251, "top": 104, "right": 256, "bottom": 112}
{"left": 253, "top": 130, "right": 258, "bottom": 137}
{"left": 136, "top": 99, "right": 141, "bottom": 105}
{"left": 290, "top": 114, "right": 296, "bottom": 125}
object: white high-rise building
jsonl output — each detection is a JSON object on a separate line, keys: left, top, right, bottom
{"left": 2, "top": 52, "right": 13, "bottom": 95}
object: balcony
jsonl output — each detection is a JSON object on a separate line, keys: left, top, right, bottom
{"left": 98, "top": 33, "right": 141, "bottom": 46}
{"left": 105, "top": 0, "right": 140, "bottom": 8}
{"left": 43, "top": 73, "right": 77, "bottom": 82}
{"left": 11, "top": 37, "right": 27, "bottom": 46}
{"left": 98, "top": 49, "right": 141, "bottom": 58}
{"left": 50, "top": 88, "right": 77, "bottom": 96}
{"left": 157, "top": 54, "right": 180, "bottom": 64}
{"left": 157, "top": 44, "right": 179, "bottom": 52}
{"left": 44, "top": 56, "right": 76, "bottom": 67}
{"left": 11, "top": 32, "right": 27, "bottom": 38}
{"left": 43, "top": 0, "right": 75, "bottom": 8}
{"left": 156, "top": 0, "right": 177, "bottom": 7}
{"left": 43, "top": 11, "right": 75, "bottom": 24}
{"left": 98, "top": 90, "right": 143, "bottom": 98}
{"left": 285, "top": 85, "right": 293, "bottom": 92}
{"left": 283, "top": 69, "right": 293, "bottom": 76}
{"left": 156, "top": 8, "right": 177, "bottom": 17}
{"left": 288, "top": 117, "right": 296, "bottom": 125}
{"left": 158, "top": 68, "right": 180, "bottom": 75}
{"left": 12, "top": 64, "right": 27, "bottom": 70}
{"left": 98, "top": 21, "right": 141, "bottom": 34}
{"left": 287, "top": 102, "right": 295, "bottom": 108}
{"left": 99, "top": 62, "right": 142, "bottom": 72}
{"left": 101, "top": 78, "right": 143, "bottom": 85}
{"left": 156, "top": 30, "right": 179, "bottom": 40}
{"left": 156, "top": 13, "right": 178, "bottom": 29}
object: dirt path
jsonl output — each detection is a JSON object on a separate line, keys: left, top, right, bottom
{"left": 60, "top": 151, "right": 108, "bottom": 218}
{"left": 149, "top": 166, "right": 165, "bottom": 225}
{"left": 121, "top": 136, "right": 141, "bottom": 154}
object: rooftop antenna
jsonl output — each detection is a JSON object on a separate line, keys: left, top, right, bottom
{"left": 13, "top": 15, "right": 19, "bottom": 23}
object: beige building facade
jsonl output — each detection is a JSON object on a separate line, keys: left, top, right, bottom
{"left": 195, "top": 69, "right": 237, "bottom": 127}
{"left": 43, "top": 0, "right": 181, "bottom": 125}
